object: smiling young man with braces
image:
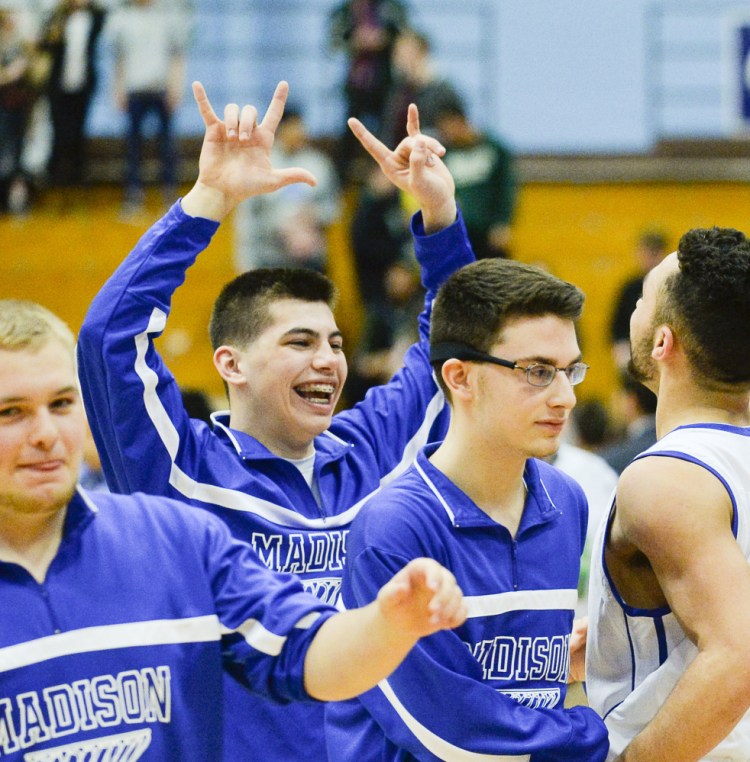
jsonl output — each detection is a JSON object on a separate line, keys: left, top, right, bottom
{"left": 76, "top": 81, "right": 474, "bottom": 760}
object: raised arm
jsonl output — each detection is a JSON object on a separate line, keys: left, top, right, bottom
{"left": 303, "top": 557, "right": 466, "bottom": 700}
{"left": 77, "top": 83, "right": 317, "bottom": 496}
{"left": 331, "top": 110, "right": 474, "bottom": 461}
{"left": 610, "top": 457, "right": 750, "bottom": 761}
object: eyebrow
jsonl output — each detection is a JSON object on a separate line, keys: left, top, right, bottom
{"left": 283, "top": 327, "right": 344, "bottom": 340}
{"left": 515, "top": 353, "right": 584, "bottom": 366}
{"left": 0, "top": 385, "right": 79, "bottom": 404}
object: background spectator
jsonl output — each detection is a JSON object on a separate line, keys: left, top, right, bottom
{"left": 106, "top": 0, "right": 189, "bottom": 217}
{"left": 350, "top": 164, "right": 411, "bottom": 305}
{"left": 546, "top": 438, "right": 618, "bottom": 614}
{"left": 0, "top": 6, "right": 31, "bottom": 214}
{"left": 347, "top": 256, "right": 423, "bottom": 405}
{"left": 569, "top": 396, "right": 615, "bottom": 452}
{"left": 327, "top": 0, "right": 408, "bottom": 180}
{"left": 600, "top": 372, "right": 658, "bottom": 474}
{"left": 378, "top": 27, "right": 463, "bottom": 148}
{"left": 435, "top": 100, "right": 517, "bottom": 259}
{"left": 233, "top": 104, "right": 340, "bottom": 273}
{"left": 180, "top": 385, "right": 216, "bottom": 425}
{"left": 40, "top": 0, "right": 105, "bottom": 188}
{"left": 609, "top": 228, "right": 669, "bottom": 372}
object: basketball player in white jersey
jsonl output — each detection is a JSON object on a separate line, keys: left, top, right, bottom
{"left": 586, "top": 226, "right": 750, "bottom": 761}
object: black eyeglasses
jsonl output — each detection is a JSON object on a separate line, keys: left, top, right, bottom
{"left": 430, "top": 342, "right": 589, "bottom": 388}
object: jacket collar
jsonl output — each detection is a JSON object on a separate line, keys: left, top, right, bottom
{"left": 415, "top": 443, "right": 561, "bottom": 533}
{"left": 211, "top": 411, "right": 353, "bottom": 465}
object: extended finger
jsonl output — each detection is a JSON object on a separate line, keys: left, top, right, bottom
{"left": 409, "top": 137, "right": 431, "bottom": 169}
{"left": 192, "top": 81, "right": 220, "bottom": 127}
{"left": 429, "top": 578, "right": 465, "bottom": 626}
{"left": 406, "top": 103, "right": 421, "bottom": 137}
{"left": 223, "top": 103, "right": 240, "bottom": 138}
{"left": 418, "top": 133, "right": 446, "bottom": 156}
{"left": 348, "top": 117, "right": 391, "bottom": 165}
{"left": 238, "top": 104, "right": 258, "bottom": 141}
{"left": 424, "top": 565, "right": 458, "bottom": 607}
{"left": 260, "top": 80, "right": 289, "bottom": 133}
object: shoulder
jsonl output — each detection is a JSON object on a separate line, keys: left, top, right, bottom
{"left": 89, "top": 490, "right": 230, "bottom": 546}
{"left": 616, "top": 454, "right": 732, "bottom": 550}
{"left": 350, "top": 467, "right": 440, "bottom": 545}
{"left": 360, "top": 466, "right": 433, "bottom": 521}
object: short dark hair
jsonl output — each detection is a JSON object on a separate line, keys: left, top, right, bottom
{"left": 656, "top": 226, "right": 750, "bottom": 389}
{"left": 209, "top": 268, "right": 337, "bottom": 350}
{"left": 638, "top": 229, "right": 668, "bottom": 254}
{"left": 430, "top": 258, "right": 584, "bottom": 397}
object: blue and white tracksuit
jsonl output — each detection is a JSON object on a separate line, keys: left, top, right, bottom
{"left": 0, "top": 488, "right": 336, "bottom": 761}
{"left": 76, "top": 200, "right": 474, "bottom": 760}
{"left": 326, "top": 445, "right": 610, "bottom": 761}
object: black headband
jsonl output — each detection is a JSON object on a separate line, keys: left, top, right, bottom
{"left": 429, "top": 342, "right": 490, "bottom": 365}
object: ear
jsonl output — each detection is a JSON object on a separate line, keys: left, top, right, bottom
{"left": 441, "top": 358, "right": 474, "bottom": 402}
{"left": 652, "top": 324, "right": 674, "bottom": 363}
{"left": 213, "top": 345, "right": 246, "bottom": 388}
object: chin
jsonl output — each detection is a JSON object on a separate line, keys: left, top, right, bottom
{"left": 532, "top": 438, "right": 562, "bottom": 460}
{"left": 301, "top": 411, "right": 334, "bottom": 436}
{"left": 8, "top": 481, "right": 76, "bottom": 514}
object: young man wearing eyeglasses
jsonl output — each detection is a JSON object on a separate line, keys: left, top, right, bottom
{"left": 325, "top": 257, "right": 609, "bottom": 760}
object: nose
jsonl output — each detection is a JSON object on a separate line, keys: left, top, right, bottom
{"left": 548, "top": 369, "right": 577, "bottom": 409}
{"left": 28, "top": 408, "right": 60, "bottom": 450}
{"left": 311, "top": 343, "right": 339, "bottom": 371}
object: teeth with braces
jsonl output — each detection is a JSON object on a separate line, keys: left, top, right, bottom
{"left": 296, "top": 384, "right": 335, "bottom": 404}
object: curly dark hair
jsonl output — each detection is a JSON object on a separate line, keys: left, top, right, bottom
{"left": 657, "top": 226, "right": 750, "bottom": 387}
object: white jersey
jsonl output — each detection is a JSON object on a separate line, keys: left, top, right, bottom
{"left": 587, "top": 423, "right": 750, "bottom": 761}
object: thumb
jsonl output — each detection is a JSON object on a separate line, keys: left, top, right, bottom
{"left": 274, "top": 167, "right": 318, "bottom": 189}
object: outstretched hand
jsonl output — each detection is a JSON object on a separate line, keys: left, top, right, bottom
{"left": 302, "top": 556, "right": 465, "bottom": 701}
{"left": 182, "top": 81, "right": 317, "bottom": 221}
{"left": 377, "top": 557, "right": 467, "bottom": 638}
{"left": 349, "top": 104, "right": 456, "bottom": 232}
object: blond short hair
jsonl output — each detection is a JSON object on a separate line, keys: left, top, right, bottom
{"left": 0, "top": 300, "right": 76, "bottom": 353}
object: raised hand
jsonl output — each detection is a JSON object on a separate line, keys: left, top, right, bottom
{"left": 183, "top": 81, "right": 317, "bottom": 221}
{"left": 348, "top": 104, "right": 456, "bottom": 232}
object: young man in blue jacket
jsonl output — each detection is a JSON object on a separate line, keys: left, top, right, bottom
{"left": 327, "top": 257, "right": 610, "bottom": 760}
{"left": 76, "top": 81, "right": 473, "bottom": 759}
{"left": 0, "top": 298, "right": 466, "bottom": 762}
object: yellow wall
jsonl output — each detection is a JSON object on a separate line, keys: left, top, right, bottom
{"left": 4, "top": 182, "right": 750, "bottom": 407}
{"left": 511, "top": 182, "right": 750, "bottom": 406}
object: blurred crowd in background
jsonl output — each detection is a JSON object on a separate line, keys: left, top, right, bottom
{"left": 1, "top": 0, "right": 668, "bottom": 506}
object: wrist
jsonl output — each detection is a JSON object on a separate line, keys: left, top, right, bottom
{"left": 421, "top": 200, "right": 457, "bottom": 235}
{"left": 181, "top": 182, "right": 233, "bottom": 222}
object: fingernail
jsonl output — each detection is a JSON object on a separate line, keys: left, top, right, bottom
{"left": 227, "top": 128, "right": 237, "bottom": 138}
